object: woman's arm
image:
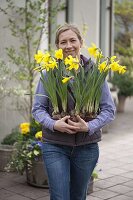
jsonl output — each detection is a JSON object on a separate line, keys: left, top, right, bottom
{"left": 32, "top": 75, "right": 56, "bottom": 131}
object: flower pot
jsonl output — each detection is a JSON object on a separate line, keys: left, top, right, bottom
{"left": 0, "top": 145, "right": 14, "bottom": 171}
{"left": 117, "top": 95, "right": 127, "bottom": 113}
{"left": 26, "top": 156, "right": 48, "bottom": 188}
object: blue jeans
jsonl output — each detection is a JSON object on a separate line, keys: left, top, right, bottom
{"left": 42, "top": 142, "right": 99, "bottom": 200}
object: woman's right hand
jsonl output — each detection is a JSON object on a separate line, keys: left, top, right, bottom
{"left": 53, "top": 116, "right": 80, "bottom": 134}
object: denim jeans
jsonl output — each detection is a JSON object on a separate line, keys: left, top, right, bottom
{"left": 42, "top": 142, "right": 99, "bottom": 200}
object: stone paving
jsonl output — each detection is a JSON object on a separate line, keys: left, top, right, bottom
{"left": 0, "top": 97, "right": 133, "bottom": 200}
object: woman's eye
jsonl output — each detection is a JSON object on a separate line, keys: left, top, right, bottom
{"left": 71, "top": 39, "right": 76, "bottom": 42}
{"left": 60, "top": 41, "right": 66, "bottom": 45}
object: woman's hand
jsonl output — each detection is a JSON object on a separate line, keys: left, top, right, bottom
{"left": 67, "top": 115, "right": 88, "bottom": 132}
{"left": 54, "top": 116, "right": 80, "bottom": 134}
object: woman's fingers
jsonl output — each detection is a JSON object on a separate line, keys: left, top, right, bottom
{"left": 54, "top": 118, "right": 79, "bottom": 133}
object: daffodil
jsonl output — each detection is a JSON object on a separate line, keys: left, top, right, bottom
{"left": 62, "top": 76, "right": 73, "bottom": 83}
{"left": 110, "top": 56, "right": 117, "bottom": 63}
{"left": 65, "top": 56, "right": 79, "bottom": 71}
{"left": 118, "top": 65, "right": 126, "bottom": 74}
{"left": 34, "top": 50, "right": 45, "bottom": 64}
{"left": 41, "top": 58, "right": 57, "bottom": 71}
{"left": 42, "top": 52, "right": 51, "bottom": 63}
{"left": 98, "top": 61, "right": 110, "bottom": 73}
{"left": 48, "top": 58, "right": 58, "bottom": 69}
{"left": 55, "top": 49, "right": 63, "bottom": 60}
{"left": 109, "top": 61, "right": 120, "bottom": 72}
{"left": 88, "top": 43, "right": 97, "bottom": 58}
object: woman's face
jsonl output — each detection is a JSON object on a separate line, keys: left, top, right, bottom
{"left": 57, "top": 29, "right": 82, "bottom": 59}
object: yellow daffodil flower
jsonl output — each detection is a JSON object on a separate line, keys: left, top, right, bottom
{"left": 109, "top": 61, "right": 120, "bottom": 72}
{"left": 42, "top": 52, "right": 51, "bottom": 63}
{"left": 34, "top": 50, "right": 45, "bottom": 64}
{"left": 41, "top": 58, "right": 57, "bottom": 71}
{"left": 55, "top": 49, "right": 63, "bottom": 60}
{"left": 88, "top": 43, "right": 97, "bottom": 58}
{"left": 20, "top": 123, "right": 30, "bottom": 135}
{"left": 110, "top": 61, "right": 126, "bottom": 74}
{"left": 62, "top": 76, "right": 74, "bottom": 83}
{"left": 110, "top": 56, "right": 117, "bottom": 63}
{"left": 118, "top": 66, "right": 126, "bottom": 74}
{"left": 65, "top": 56, "right": 79, "bottom": 71}
{"left": 98, "top": 61, "right": 107, "bottom": 73}
{"left": 64, "top": 55, "right": 73, "bottom": 65}
{"left": 35, "top": 131, "right": 42, "bottom": 139}
{"left": 48, "top": 58, "right": 58, "bottom": 69}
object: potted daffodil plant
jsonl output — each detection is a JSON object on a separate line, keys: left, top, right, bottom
{"left": 34, "top": 43, "right": 126, "bottom": 121}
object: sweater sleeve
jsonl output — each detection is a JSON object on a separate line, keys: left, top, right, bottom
{"left": 32, "top": 74, "right": 56, "bottom": 132}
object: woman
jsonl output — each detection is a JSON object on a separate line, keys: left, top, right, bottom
{"left": 32, "top": 24, "right": 116, "bottom": 200}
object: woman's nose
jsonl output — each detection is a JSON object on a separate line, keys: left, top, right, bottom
{"left": 66, "top": 41, "right": 72, "bottom": 48}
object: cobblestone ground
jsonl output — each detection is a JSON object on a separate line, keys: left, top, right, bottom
{"left": 0, "top": 97, "right": 133, "bottom": 200}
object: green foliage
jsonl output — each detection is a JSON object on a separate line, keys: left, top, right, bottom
{"left": 0, "top": 0, "right": 64, "bottom": 121}
{"left": 1, "top": 128, "right": 20, "bottom": 145}
{"left": 7, "top": 138, "right": 42, "bottom": 174}
{"left": 30, "top": 118, "right": 42, "bottom": 137}
{"left": 111, "top": 72, "right": 133, "bottom": 97}
{"left": 115, "top": 0, "right": 133, "bottom": 31}
{"left": 0, "top": 59, "right": 12, "bottom": 104}
{"left": 92, "top": 170, "right": 98, "bottom": 179}
{"left": 113, "top": 0, "right": 133, "bottom": 98}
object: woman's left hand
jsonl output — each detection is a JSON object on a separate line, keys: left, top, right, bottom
{"left": 67, "top": 115, "right": 88, "bottom": 132}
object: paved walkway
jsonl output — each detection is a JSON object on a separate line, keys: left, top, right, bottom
{"left": 0, "top": 97, "right": 133, "bottom": 200}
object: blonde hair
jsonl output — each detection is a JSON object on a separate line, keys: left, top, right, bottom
{"left": 55, "top": 23, "right": 83, "bottom": 46}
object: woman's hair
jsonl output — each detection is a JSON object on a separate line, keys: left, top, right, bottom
{"left": 55, "top": 23, "right": 83, "bottom": 46}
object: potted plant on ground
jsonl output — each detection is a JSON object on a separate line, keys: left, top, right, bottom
{"left": 5, "top": 119, "right": 49, "bottom": 188}
{"left": 0, "top": 128, "right": 20, "bottom": 171}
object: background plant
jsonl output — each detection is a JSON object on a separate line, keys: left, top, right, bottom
{"left": 111, "top": 0, "right": 133, "bottom": 99}
{"left": 0, "top": 59, "right": 12, "bottom": 106}
{"left": 0, "top": 0, "right": 64, "bottom": 121}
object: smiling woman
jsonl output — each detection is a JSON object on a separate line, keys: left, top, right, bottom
{"left": 32, "top": 23, "right": 116, "bottom": 200}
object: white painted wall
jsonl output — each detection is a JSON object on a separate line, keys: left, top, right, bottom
{"left": 73, "top": 0, "right": 100, "bottom": 45}
{"left": 68, "top": 0, "right": 100, "bottom": 56}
